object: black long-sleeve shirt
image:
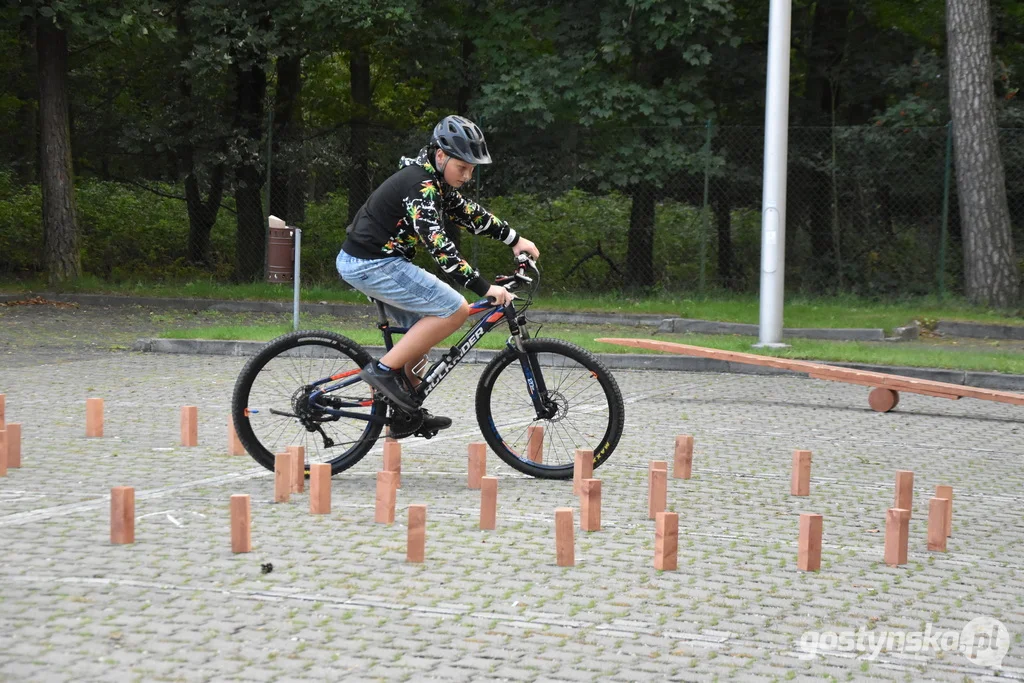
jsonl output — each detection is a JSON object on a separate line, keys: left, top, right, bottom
{"left": 342, "top": 147, "right": 520, "bottom": 297}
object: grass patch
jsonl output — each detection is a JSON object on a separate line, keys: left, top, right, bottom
{"left": 3, "top": 277, "right": 1022, "bottom": 331}
{"left": 159, "top": 320, "right": 1024, "bottom": 374}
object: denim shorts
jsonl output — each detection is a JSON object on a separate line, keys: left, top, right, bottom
{"left": 336, "top": 249, "right": 465, "bottom": 328}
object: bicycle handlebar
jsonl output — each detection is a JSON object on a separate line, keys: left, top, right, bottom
{"left": 485, "top": 254, "right": 540, "bottom": 305}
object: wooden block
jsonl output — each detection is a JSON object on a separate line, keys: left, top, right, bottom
{"left": 383, "top": 440, "right": 402, "bottom": 489}
{"left": 86, "top": 397, "right": 104, "bottom": 438}
{"left": 375, "top": 471, "right": 398, "bottom": 524}
{"left": 927, "top": 498, "right": 949, "bottom": 552}
{"left": 648, "top": 460, "right": 668, "bottom": 505}
{"left": 468, "top": 442, "right": 486, "bottom": 489}
{"left": 527, "top": 425, "right": 544, "bottom": 463}
{"left": 288, "top": 445, "right": 305, "bottom": 493}
{"left": 0, "top": 393, "right": 4, "bottom": 428}
{"left": 274, "top": 453, "right": 290, "bottom": 503}
{"left": 654, "top": 511, "right": 679, "bottom": 570}
{"left": 180, "top": 405, "right": 198, "bottom": 447}
{"left": 309, "top": 463, "right": 331, "bottom": 514}
{"left": 555, "top": 508, "right": 574, "bottom": 566}
{"left": 868, "top": 387, "right": 900, "bottom": 412}
{"left": 884, "top": 508, "right": 910, "bottom": 566}
{"left": 935, "top": 485, "right": 953, "bottom": 537}
{"left": 230, "top": 494, "right": 252, "bottom": 553}
{"left": 673, "top": 434, "right": 693, "bottom": 479}
{"left": 797, "top": 513, "right": 823, "bottom": 571}
{"left": 110, "top": 487, "right": 135, "bottom": 544}
{"left": 227, "top": 416, "right": 245, "bottom": 456}
{"left": 648, "top": 464, "right": 667, "bottom": 520}
{"left": 0, "top": 429, "right": 6, "bottom": 477}
{"left": 407, "top": 504, "right": 426, "bottom": 562}
{"left": 790, "top": 450, "right": 812, "bottom": 496}
{"left": 5, "top": 423, "right": 20, "bottom": 468}
{"left": 894, "top": 470, "right": 914, "bottom": 516}
{"left": 573, "top": 449, "right": 593, "bottom": 495}
{"left": 580, "top": 478, "right": 601, "bottom": 532}
{"left": 480, "top": 476, "right": 497, "bottom": 530}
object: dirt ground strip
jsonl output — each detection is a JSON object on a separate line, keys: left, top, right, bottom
{"left": 1, "top": 306, "right": 1023, "bottom": 682}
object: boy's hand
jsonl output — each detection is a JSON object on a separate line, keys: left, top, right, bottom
{"left": 513, "top": 238, "right": 540, "bottom": 261}
{"left": 485, "top": 284, "right": 516, "bottom": 306}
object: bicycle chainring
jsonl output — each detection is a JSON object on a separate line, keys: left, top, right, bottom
{"left": 388, "top": 408, "right": 424, "bottom": 439}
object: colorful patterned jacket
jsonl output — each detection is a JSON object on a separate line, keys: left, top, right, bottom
{"left": 342, "top": 147, "right": 520, "bottom": 297}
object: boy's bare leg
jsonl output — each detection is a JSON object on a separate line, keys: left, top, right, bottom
{"left": 379, "top": 302, "right": 470, "bottom": 375}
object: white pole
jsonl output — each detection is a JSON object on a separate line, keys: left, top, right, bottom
{"left": 756, "top": 0, "right": 793, "bottom": 347}
{"left": 293, "top": 228, "right": 302, "bottom": 331}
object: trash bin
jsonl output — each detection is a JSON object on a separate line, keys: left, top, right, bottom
{"left": 266, "top": 218, "right": 295, "bottom": 283}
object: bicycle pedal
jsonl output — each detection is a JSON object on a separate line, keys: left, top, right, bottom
{"left": 414, "top": 429, "right": 439, "bottom": 440}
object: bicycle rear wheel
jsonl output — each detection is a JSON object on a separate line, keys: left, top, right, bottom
{"left": 475, "top": 338, "right": 624, "bottom": 479}
{"left": 232, "top": 330, "right": 385, "bottom": 475}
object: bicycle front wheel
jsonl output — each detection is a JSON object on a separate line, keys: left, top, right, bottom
{"left": 475, "top": 338, "right": 624, "bottom": 479}
{"left": 232, "top": 330, "right": 385, "bottom": 475}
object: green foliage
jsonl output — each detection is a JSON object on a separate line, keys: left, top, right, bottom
{"left": 475, "top": 0, "right": 735, "bottom": 189}
{"left": 440, "top": 190, "right": 757, "bottom": 292}
{"left": 295, "top": 190, "right": 349, "bottom": 283}
{"left": 0, "top": 175, "right": 984, "bottom": 299}
{"left": 0, "top": 170, "right": 42, "bottom": 274}
{"left": 0, "top": 175, "right": 235, "bottom": 280}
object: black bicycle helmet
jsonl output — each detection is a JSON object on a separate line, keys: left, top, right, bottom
{"left": 431, "top": 115, "right": 492, "bottom": 165}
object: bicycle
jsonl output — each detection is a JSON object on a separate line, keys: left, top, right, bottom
{"left": 231, "top": 254, "right": 625, "bottom": 480}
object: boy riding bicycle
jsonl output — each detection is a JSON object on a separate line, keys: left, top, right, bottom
{"left": 337, "top": 115, "right": 540, "bottom": 431}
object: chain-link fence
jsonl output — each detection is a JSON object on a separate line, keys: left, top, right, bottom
{"left": 263, "top": 122, "right": 1024, "bottom": 299}
{"left": 3, "top": 122, "right": 1023, "bottom": 299}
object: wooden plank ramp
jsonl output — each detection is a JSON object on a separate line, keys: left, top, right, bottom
{"left": 596, "top": 338, "right": 1024, "bottom": 412}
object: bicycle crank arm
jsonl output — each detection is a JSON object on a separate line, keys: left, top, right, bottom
{"left": 318, "top": 408, "right": 388, "bottom": 425}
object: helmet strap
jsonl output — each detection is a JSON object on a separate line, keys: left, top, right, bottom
{"left": 434, "top": 148, "right": 451, "bottom": 175}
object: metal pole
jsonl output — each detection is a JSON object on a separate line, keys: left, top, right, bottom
{"left": 938, "top": 121, "right": 953, "bottom": 300}
{"left": 756, "top": 0, "right": 793, "bottom": 348}
{"left": 293, "top": 228, "right": 301, "bottom": 331}
{"left": 699, "top": 119, "right": 712, "bottom": 294}
{"left": 264, "top": 109, "right": 274, "bottom": 280}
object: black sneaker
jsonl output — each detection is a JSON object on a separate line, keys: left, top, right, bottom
{"left": 359, "top": 362, "right": 420, "bottom": 413}
{"left": 421, "top": 410, "right": 452, "bottom": 432}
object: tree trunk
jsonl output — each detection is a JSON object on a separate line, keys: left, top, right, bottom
{"left": 625, "top": 185, "right": 656, "bottom": 290}
{"left": 347, "top": 46, "right": 371, "bottom": 224}
{"left": 457, "top": 30, "right": 476, "bottom": 116}
{"left": 173, "top": 5, "right": 224, "bottom": 269}
{"left": 947, "top": 0, "right": 1020, "bottom": 306}
{"left": 801, "top": 0, "right": 850, "bottom": 125}
{"left": 232, "top": 63, "right": 268, "bottom": 282}
{"left": 19, "top": 16, "right": 38, "bottom": 184}
{"left": 270, "top": 55, "right": 306, "bottom": 224}
{"left": 184, "top": 160, "right": 225, "bottom": 266}
{"left": 36, "top": 18, "right": 81, "bottom": 284}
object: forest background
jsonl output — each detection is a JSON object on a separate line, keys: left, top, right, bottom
{"left": 2, "top": 0, "right": 1023, "bottom": 308}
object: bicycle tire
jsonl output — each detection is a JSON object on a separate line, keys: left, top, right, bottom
{"left": 475, "top": 338, "right": 624, "bottom": 479}
{"left": 232, "top": 330, "right": 385, "bottom": 475}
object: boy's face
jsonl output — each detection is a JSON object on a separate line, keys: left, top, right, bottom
{"left": 436, "top": 150, "right": 476, "bottom": 188}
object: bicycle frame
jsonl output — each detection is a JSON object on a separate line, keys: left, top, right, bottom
{"left": 305, "top": 294, "right": 549, "bottom": 424}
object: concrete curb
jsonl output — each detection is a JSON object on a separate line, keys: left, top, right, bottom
{"left": 935, "top": 320, "right": 1024, "bottom": 341}
{"left": 132, "top": 337, "right": 1024, "bottom": 392}
{"left": 655, "top": 317, "right": 886, "bottom": 341}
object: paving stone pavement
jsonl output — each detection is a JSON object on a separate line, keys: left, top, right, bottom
{"left": 1, "top": 348, "right": 1023, "bottom": 682}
